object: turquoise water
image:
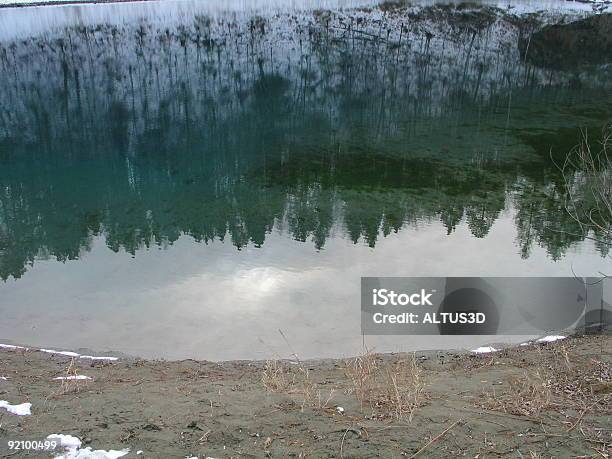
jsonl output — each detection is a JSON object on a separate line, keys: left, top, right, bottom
{"left": 0, "top": 1, "right": 610, "bottom": 359}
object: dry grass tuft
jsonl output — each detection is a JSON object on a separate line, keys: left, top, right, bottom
{"left": 295, "top": 367, "right": 336, "bottom": 411}
{"left": 344, "top": 351, "right": 427, "bottom": 421}
{"left": 481, "top": 369, "right": 552, "bottom": 416}
{"left": 56, "top": 358, "right": 88, "bottom": 394}
{"left": 343, "top": 349, "right": 379, "bottom": 409}
{"left": 379, "top": 356, "right": 426, "bottom": 422}
{"left": 262, "top": 359, "right": 292, "bottom": 393}
{"left": 480, "top": 338, "right": 611, "bottom": 419}
{"left": 261, "top": 360, "right": 336, "bottom": 412}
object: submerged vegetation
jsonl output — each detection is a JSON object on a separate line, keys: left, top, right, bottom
{"left": 0, "top": 3, "right": 611, "bottom": 279}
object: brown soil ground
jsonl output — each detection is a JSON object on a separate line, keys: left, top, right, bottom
{"left": 0, "top": 335, "right": 610, "bottom": 458}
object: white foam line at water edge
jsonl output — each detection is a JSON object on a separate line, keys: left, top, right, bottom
{"left": 0, "top": 400, "right": 32, "bottom": 415}
{"left": 53, "top": 375, "right": 93, "bottom": 380}
{"left": 0, "top": 376, "right": 7, "bottom": 380}
{"left": 47, "top": 434, "right": 129, "bottom": 459}
{"left": 471, "top": 346, "right": 498, "bottom": 354}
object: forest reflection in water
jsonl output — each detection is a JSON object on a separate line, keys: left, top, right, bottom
{"left": 0, "top": 1, "right": 611, "bottom": 281}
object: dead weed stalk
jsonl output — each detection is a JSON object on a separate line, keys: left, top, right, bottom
{"left": 57, "top": 358, "right": 87, "bottom": 394}
{"left": 345, "top": 351, "right": 427, "bottom": 421}
{"left": 261, "top": 360, "right": 336, "bottom": 412}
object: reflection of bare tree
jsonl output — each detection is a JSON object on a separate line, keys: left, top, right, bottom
{"left": 555, "top": 125, "right": 611, "bottom": 270}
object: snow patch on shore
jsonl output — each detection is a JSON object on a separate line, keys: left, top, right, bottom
{"left": 79, "top": 355, "right": 118, "bottom": 361}
{"left": 40, "top": 348, "right": 118, "bottom": 361}
{"left": 41, "top": 349, "right": 80, "bottom": 357}
{"left": 471, "top": 346, "right": 498, "bottom": 354}
{"left": 520, "top": 335, "right": 568, "bottom": 346}
{"left": 0, "top": 400, "right": 32, "bottom": 415}
{"left": 0, "top": 344, "right": 118, "bottom": 361}
{"left": 537, "top": 335, "right": 566, "bottom": 343}
{"left": 54, "top": 375, "right": 93, "bottom": 380}
{"left": 0, "top": 343, "right": 27, "bottom": 350}
{"left": 54, "top": 446, "right": 129, "bottom": 459}
{"left": 48, "top": 434, "right": 129, "bottom": 459}
{"left": 48, "top": 435, "right": 82, "bottom": 450}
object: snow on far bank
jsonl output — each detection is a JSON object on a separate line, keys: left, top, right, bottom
{"left": 471, "top": 346, "right": 498, "bottom": 354}
{"left": 0, "top": 0, "right": 607, "bottom": 42}
{"left": 48, "top": 434, "right": 129, "bottom": 459}
{"left": 0, "top": 0, "right": 607, "bottom": 10}
{"left": 0, "top": 400, "right": 32, "bottom": 415}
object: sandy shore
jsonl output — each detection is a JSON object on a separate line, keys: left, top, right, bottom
{"left": 0, "top": 335, "right": 609, "bottom": 457}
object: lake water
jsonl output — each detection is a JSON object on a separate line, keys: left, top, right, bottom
{"left": 0, "top": 0, "right": 610, "bottom": 360}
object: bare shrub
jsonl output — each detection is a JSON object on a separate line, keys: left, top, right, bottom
{"left": 556, "top": 124, "right": 611, "bottom": 252}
